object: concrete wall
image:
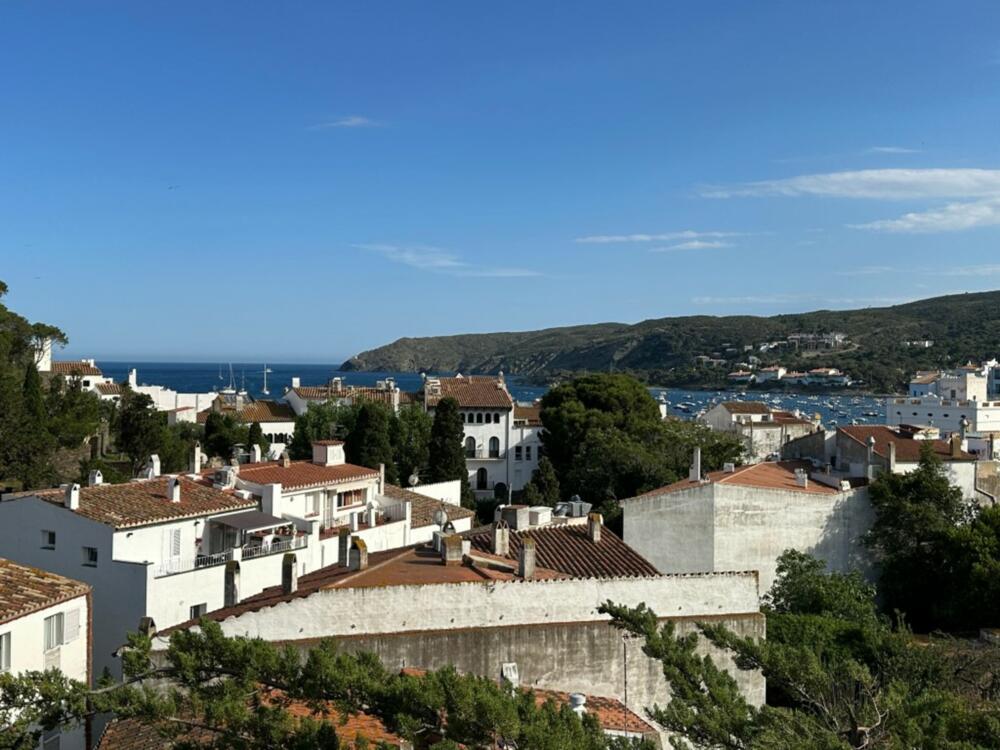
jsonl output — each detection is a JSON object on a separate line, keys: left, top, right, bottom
{"left": 624, "top": 483, "right": 874, "bottom": 592}
{"left": 411, "top": 480, "right": 463, "bottom": 507}
{"left": 326, "top": 613, "right": 766, "bottom": 712}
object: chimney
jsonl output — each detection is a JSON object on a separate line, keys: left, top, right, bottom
{"left": 137, "top": 617, "right": 156, "bottom": 638}
{"left": 128, "top": 368, "right": 138, "bottom": 387}
{"left": 866, "top": 436, "right": 876, "bottom": 481}
{"left": 88, "top": 469, "right": 103, "bottom": 487}
{"left": 723, "top": 462, "right": 736, "bottom": 473}
{"left": 349, "top": 538, "right": 369, "bottom": 571}
{"left": 587, "top": 512, "right": 603, "bottom": 543}
{"left": 518, "top": 536, "right": 536, "bottom": 579}
{"left": 250, "top": 444, "right": 262, "bottom": 463}
{"left": 442, "top": 534, "right": 464, "bottom": 566}
{"left": 167, "top": 476, "right": 182, "bottom": 503}
{"left": 190, "top": 442, "right": 203, "bottom": 474}
{"left": 291, "top": 376, "right": 301, "bottom": 389}
{"left": 492, "top": 519, "right": 510, "bottom": 556}
{"left": 794, "top": 468, "right": 809, "bottom": 488}
{"left": 887, "top": 441, "right": 896, "bottom": 474}
{"left": 281, "top": 451, "right": 291, "bottom": 469}
{"left": 688, "top": 446, "right": 702, "bottom": 482}
{"left": 281, "top": 553, "right": 298, "bottom": 595}
{"left": 148, "top": 454, "right": 161, "bottom": 478}
{"left": 569, "top": 693, "right": 587, "bottom": 718}
{"left": 64, "top": 483, "right": 80, "bottom": 510}
{"left": 338, "top": 527, "right": 352, "bottom": 567}
{"left": 960, "top": 416, "right": 970, "bottom": 443}
{"left": 951, "top": 433, "right": 962, "bottom": 459}
{"left": 378, "top": 463, "right": 386, "bottom": 494}
{"left": 224, "top": 561, "right": 240, "bottom": 607}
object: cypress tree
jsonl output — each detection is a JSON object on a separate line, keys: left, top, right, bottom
{"left": 427, "top": 396, "right": 472, "bottom": 506}
{"left": 345, "top": 403, "right": 397, "bottom": 484}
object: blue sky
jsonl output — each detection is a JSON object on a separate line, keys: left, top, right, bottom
{"left": 3, "top": 2, "right": 1000, "bottom": 362}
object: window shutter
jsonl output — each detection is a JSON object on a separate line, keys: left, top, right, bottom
{"left": 64, "top": 608, "right": 81, "bottom": 643}
{"left": 171, "top": 529, "right": 181, "bottom": 557}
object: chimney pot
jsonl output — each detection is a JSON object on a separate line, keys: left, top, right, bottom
{"left": 349, "top": 537, "right": 369, "bottom": 571}
{"left": 281, "top": 451, "right": 291, "bottom": 469}
{"left": 442, "top": 534, "right": 464, "bottom": 566}
{"left": 250, "top": 444, "right": 262, "bottom": 463}
{"left": 137, "top": 616, "right": 156, "bottom": 638}
{"left": 291, "top": 376, "right": 301, "bottom": 389}
{"left": 887, "top": 441, "right": 897, "bottom": 473}
{"left": 689, "top": 446, "right": 702, "bottom": 482}
{"left": 167, "top": 476, "right": 182, "bottom": 503}
{"left": 587, "top": 512, "right": 603, "bottom": 543}
{"left": 281, "top": 553, "right": 298, "bottom": 594}
{"left": 191, "top": 442, "right": 203, "bottom": 474}
{"left": 147, "top": 454, "right": 161, "bottom": 478}
{"left": 519, "top": 536, "right": 537, "bottom": 579}
{"left": 64, "top": 483, "right": 81, "bottom": 510}
{"left": 492, "top": 519, "right": 510, "bottom": 556}
{"left": 951, "top": 433, "right": 962, "bottom": 458}
{"left": 338, "top": 527, "right": 352, "bottom": 567}
{"left": 88, "top": 469, "right": 103, "bottom": 487}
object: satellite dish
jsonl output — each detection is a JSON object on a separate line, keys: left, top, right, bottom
{"left": 408, "top": 472, "right": 419, "bottom": 487}
{"left": 433, "top": 507, "right": 449, "bottom": 529}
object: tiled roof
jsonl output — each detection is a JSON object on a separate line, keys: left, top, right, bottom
{"left": 0, "top": 558, "right": 90, "bottom": 625}
{"left": 235, "top": 400, "right": 296, "bottom": 423}
{"left": 839, "top": 425, "right": 976, "bottom": 462}
{"left": 465, "top": 523, "right": 660, "bottom": 579}
{"left": 531, "top": 687, "right": 656, "bottom": 735}
{"left": 423, "top": 375, "right": 514, "bottom": 409}
{"left": 381, "top": 484, "right": 476, "bottom": 528}
{"left": 513, "top": 404, "right": 542, "bottom": 426}
{"left": 719, "top": 401, "right": 771, "bottom": 414}
{"left": 291, "top": 385, "right": 397, "bottom": 406}
{"left": 911, "top": 372, "right": 941, "bottom": 385}
{"left": 635, "top": 460, "right": 842, "bottom": 498}
{"left": 237, "top": 460, "right": 378, "bottom": 490}
{"left": 19, "top": 477, "right": 257, "bottom": 530}
{"left": 96, "top": 382, "right": 124, "bottom": 395}
{"left": 50, "top": 360, "right": 102, "bottom": 377}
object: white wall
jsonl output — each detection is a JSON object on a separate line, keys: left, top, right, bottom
{"left": 2, "top": 593, "right": 89, "bottom": 681}
{"left": 410, "top": 480, "right": 462, "bottom": 507}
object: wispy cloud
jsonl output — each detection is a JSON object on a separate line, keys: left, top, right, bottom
{"left": 702, "top": 168, "right": 1000, "bottom": 234}
{"left": 354, "top": 243, "right": 539, "bottom": 278}
{"left": 574, "top": 230, "right": 743, "bottom": 244}
{"left": 937, "top": 263, "right": 1000, "bottom": 276}
{"left": 834, "top": 265, "right": 898, "bottom": 276}
{"left": 866, "top": 146, "right": 922, "bottom": 155}
{"left": 651, "top": 240, "right": 733, "bottom": 252}
{"left": 309, "top": 115, "right": 381, "bottom": 130}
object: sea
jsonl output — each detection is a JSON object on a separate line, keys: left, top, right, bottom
{"left": 96, "top": 362, "right": 886, "bottom": 428}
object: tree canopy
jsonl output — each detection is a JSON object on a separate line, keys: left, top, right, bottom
{"left": 346, "top": 402, "right": 399, "bottom": 485}
{"left": 427, "top": 396, "right": 473, "bottom": 508}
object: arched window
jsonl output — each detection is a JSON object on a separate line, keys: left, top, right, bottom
{"left": 476, "top": 467, "right": 488, "bottom": 490}
{"left": 494, "top": 413, "right": 500, "bottom": 423}
{"left": 465, "top": 436, "right": 476, "bottom": 458}
{"left": 476, "top": 413, "right": 484, "bottom": 424}
{"left": 489, "top": 436, "right": 500, "bottom": 458}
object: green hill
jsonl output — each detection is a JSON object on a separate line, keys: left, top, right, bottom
{"left": 340, "top": 290, "right": 1000, "bottom": 393}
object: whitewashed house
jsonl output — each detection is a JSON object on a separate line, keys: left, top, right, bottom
{"left": 701, "top": 401, "right": 819, "bottom": 463}
{"left": 0, "top": 558, "right": 91, "bottom": 749}
{"left": 282, "top": 376, "right": 403, "bottom": 416}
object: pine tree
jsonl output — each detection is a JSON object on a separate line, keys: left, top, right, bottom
{"left": 524, "top": 456, "right": 561, "bottom": 506}
{"left": 247, "top": 421, "right": 269, "bottom": 454}
{"left": 427, "top": 396, "right": 472, "bottom": 506}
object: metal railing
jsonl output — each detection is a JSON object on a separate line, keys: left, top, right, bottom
{"left": 153, "top": 536, "right": 307, "bottom": 577}
{"left": 466, "top": 448, "right": 504, "bottom": 459}
{"left": 240, "top": 535, "right": 307, "bottom": 561}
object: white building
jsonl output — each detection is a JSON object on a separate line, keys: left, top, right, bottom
{"left": 1, "top": 558, "right": 91, "bottom": 749}
{"left": 623, "top": 450, "right": 873, "bottom": 592}
{"left": 0, "top": 449, "right": 474, "bottom": 681}
{"left": 34, "top": 336, "right": 112, "bottom": 393}
{"left": 701, "top": 401, "right": 819, "bottom": 463}
{"left": 282, "top": 376, "right": 403, "bottom": 416}
{"left": 755, "top": 365, "right": 786, "bottom": 382}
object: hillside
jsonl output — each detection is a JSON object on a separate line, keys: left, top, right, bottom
{"left": 340, "top": 290, "right": 1000, "bottom": 393}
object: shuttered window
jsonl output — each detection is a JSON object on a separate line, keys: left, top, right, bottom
{"left": 44, "top": 613, "right": 64, "bottom": 651}
{"left": 0, "top": 632, "right": 10, "bottom": 672}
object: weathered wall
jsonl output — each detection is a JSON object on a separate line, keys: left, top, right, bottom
{"left": 623, "top": 487, "right": 716, "bottom": 576}
{"left": 322, "top": 614, "right": 766, "bottom": 711}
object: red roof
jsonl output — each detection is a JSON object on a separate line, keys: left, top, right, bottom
{"left": 635, "top": 460, "right": 843, "bottom": 498}
{"left": 50, "top": 360, "right": 102, "bottom": 377}
{"left": 719, "top": 401, "right": 770, "bottom": 414}
{"left": 0, "top": 558, "right": 90, "bottom": 625}
{"left": 423, "top": 375, "right": 514, "bottom": 409}
{"left": 381, "top": 484, "right": 476, "bottom": 528}
{"left": 513, "top": 404, "right": 542, "bottom": 426}
{"left": 237, "top": 460, "right": 378, "bottom": 490}
{"left": 839, "top": 425, "right": 976, "bottom": 462}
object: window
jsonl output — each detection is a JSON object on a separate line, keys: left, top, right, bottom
{"left": 465, "top": 436, "right": 477, "bottom": 458}
{"left": 489, "top": 437, "right": 500, "bottom": 458}
{"left": 41, "top": 530, "right": 56, "bottom": 549}
{"left": 494, "top": 413, "right": 500, "bottom": 423}
{"left": 82, "top": 546, "right": 98, "bottom": 567}
{"left": 485, "top": 413, "right": 492, "bottom": 423}
{"left": 337, "top": 489, "right": 365, "bottom": 508}
{"left": 0, "top": 632, "right": 9, "bottom": 672}
{"left": 476, "top": 413, "right": 483, "bottom": 424}
{"left": 190, "top": 603, "right": 207, "bottom": 619}
{"left": 515, "top": 446, "right": 523, "bottom": 461}
{"left": 44, "top": 613, "right": 64, "bottom": 651}
{"left": 525, "top": 446, "right": 532, "bottom": 461}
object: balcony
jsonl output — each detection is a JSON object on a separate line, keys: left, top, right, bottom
{"left": 153, "top": 535, "right": 308, "bottom": 578}
{"left": 466, "top": 448, "right": 505, "bottom": 460}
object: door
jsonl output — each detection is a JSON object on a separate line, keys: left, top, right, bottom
{"left": 477, "top": 467, "right": 488, "bottom": 490}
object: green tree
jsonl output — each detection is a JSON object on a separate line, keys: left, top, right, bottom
{"left": 116, "top": 390, "right": 165, "bottom": 474}
{"left": 427, "top": 397, "right": 472, "bottom": 508}
{"left": 10, "top": 361, "right": 56, "bottom": 488}
{"left": 601, "top": 549, "right": 1000, "bottom": 750}
{"left": 392, "top": 404, "right": 432, "bottom": 485}
{"left": 346, "top": 403, "right": 398, "bottom": 484}
{"left": 288, "top": 402, "right": 358, "bottom": 459}
{"left": 203, "top": 412, "right": 248, "bottom": 460}
{"left": 247, "top": 421, "right": 270, "bottom": 454}
{"left": 522, "top": 456, "right": 561, "bottom": 507}
{"left": 0, "top": 620, "right": 653, "bottom": 750}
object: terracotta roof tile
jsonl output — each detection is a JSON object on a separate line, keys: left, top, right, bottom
{"left": 0, "top": 558, "right": 90, "bottom": 625}
{"left": 96, "top": 382, "right": 124, "bottom": 395}
{"left": 465, "top": 523, "right": 660, "bottom": 578}
{"left": 235, "top": 400, "right": 296, "bottom": 423}
{"left": 291, "top": 384, "right": 397, "bottom": 406}
{"left": 531, "top": 687, "right": 656, "bottom": 735}
{"left": 381, "top": 484, "right": 476, "bottom": 528}
{"left": 635, "top": 460, "right": 842, "bottom": 498}
{"left": 839, "top": 425, "right": 976, "bottom": 462}
{"left": 237, "top": 460, "right": 378, "bottom": 491}
{"left": 719, "top": 401, "right": 771, "bottom": 414}
{"left": 18, "top": 477, "right": 257, "bottom": 529}
{"left": 50, "top": 361, "right": 103, "bottom": 377}
{"left": 423, "top": 375, "right": 514, "bottom": 409}
{"left": 513, "top": 404, "right": 542, "bottom": 426}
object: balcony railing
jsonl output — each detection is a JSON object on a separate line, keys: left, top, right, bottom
{"left": 153, "top": 535, "right": 307, "bottom": 578}
{"left": 466, "top": 449, "right": 504, "bottom": 459}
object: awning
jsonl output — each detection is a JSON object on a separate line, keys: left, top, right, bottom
{"left": 211, "top": 510, "right": 288, "bottom": 533}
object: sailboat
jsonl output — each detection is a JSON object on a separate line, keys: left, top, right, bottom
{"left": 261, "top": 364, "right": 272, "bottom": 395}
{"left": 220, "top": 364, "right": 236, "bottom": 395}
